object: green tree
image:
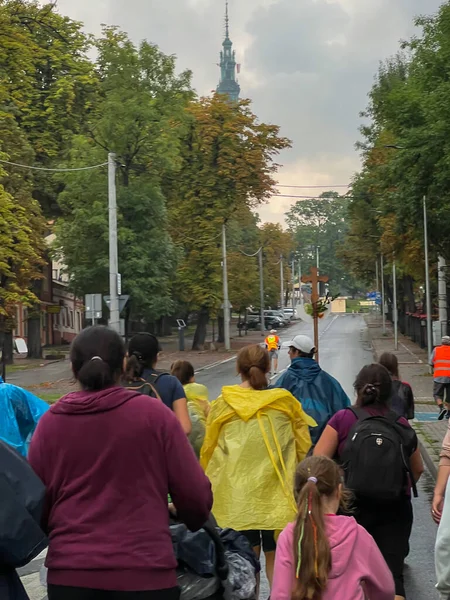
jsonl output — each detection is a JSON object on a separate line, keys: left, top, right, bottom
{"left": 54, "top": 28, "right": 192, "bottom": 327}
{"left": 286, "top": 191, "right": 355, "bottom": 295}
{"left": 165, "top": 94, "right": 291, "bottom": 349}
{"left": 259, "top": 223, "right": 293, "bottom": 308}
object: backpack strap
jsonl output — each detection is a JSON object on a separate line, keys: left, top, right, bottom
{"left": 347, "top": 406, "right": 372, "bottom": 421}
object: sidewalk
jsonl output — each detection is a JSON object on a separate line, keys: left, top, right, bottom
{"left": 366, "top": 315, "right": 445, "bottom": 479}
{"left": 8, "top": 325, "right": 280, "bottom": 401}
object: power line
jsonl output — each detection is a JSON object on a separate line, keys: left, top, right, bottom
{"left": 0, "top": 159, "right": 109, "bottom": 172}
{"left": 276, "top": 193, "right": 351, "bottom": 199}
{"left": 276, "top": 184, "right": 349, "bottom": 189}
{"left": 238, "top": 247, "right": 262, "bottom": 258}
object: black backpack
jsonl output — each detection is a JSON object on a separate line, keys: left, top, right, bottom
{"left": 341, "top": 407, "right": 418, "bottom": 502}
{"left": 123, "top": 375, "right": 162, "bottom": 400}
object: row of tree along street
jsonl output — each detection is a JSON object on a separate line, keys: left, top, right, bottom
{"left": 0, "top": 0, "right": 364, "bottom": 356}
{"left": 341, "top": 2, "right": 450, "bottom": 337}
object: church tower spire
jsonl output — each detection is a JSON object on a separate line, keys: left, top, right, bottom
{"left": 217, "top": 0, "right": 240, "bottom": 101}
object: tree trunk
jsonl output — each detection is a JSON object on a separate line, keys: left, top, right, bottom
{"left": 27, "top": 305, "right": 42, "bottom": 359}
{"left": 238, "top": 311, "right": 242, "bottom": 337}
{"left": 0, "top": 328, "right": 14, "bottom": 372}
{"left": 192, "top": 307, "right": 209, "bottom": 350}
{"left": 402, "top": 275, "right": 416, "bottom": 313}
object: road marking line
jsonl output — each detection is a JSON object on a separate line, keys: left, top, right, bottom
{"left": 195, "top": 355, "right": 237, "bottom": 373}
{"left": 269, "top": 368, "right": 286, "bottom": 382}
{"left": 399, "top": 342, "right": 423, "bottom": 363}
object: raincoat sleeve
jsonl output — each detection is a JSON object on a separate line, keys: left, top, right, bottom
{"left": 0, "top": 382, "right": 48, "bottom": 456}
{"left": 200, "top": 395, "right": 228, "bottom": 470}
{"left": 436, "top": 478, "right": 450, "bottom": 599}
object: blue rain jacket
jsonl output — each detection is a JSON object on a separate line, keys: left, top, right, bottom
{"left": 273, "top": 358, "right": 351, "bottom": 444}
{"left": 0, "top": 377, "right": 49, "bottom": 456}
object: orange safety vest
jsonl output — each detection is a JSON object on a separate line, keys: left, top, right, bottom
{"left": 434, "top": 345, "right": 450, "bottom": 378}
{"left": 265, "top": 335, "right": 280, "bottom": 352}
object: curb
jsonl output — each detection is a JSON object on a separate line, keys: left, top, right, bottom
{"left": 418, "top": 437, "right": 438, "bottom": 480}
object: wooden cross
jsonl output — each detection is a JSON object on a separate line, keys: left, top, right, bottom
{"left": 302, "top": 267, "right": 329, "bottom": 363}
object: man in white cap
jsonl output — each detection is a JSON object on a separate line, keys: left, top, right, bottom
{"left": 264, "top": 329, "right": 280, "bottom": 374}
{"left": 272, "top": 334, "right": 350, "bottom": 444}
{"left": 431, "top": 336, "right": 450, "bottom": 419}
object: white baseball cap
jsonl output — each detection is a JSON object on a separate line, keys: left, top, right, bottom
{"left": 286, "top": 334, "right": 315, "bottom": 354}
{"left": 270, "top": 329, "right": 277, "bottom": 334}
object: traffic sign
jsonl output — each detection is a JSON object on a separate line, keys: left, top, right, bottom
{"left": 103, "top": 295, "right": 130, "bottom": 314}
{"left": 85, "top": 294, "right": 103, "bottom": 320}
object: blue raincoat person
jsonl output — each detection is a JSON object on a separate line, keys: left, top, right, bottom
{"left": 0, "top": 377, "right": 49, "bottom": 456}
{"left": 272, "top": 335, "right": 350, "bottom": 444}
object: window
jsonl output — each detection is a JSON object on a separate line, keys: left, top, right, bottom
{"left": 69, "top": 310, "right": 74, "bottom": 330}
{"left": 52, "top": 269, "right": 58, "bottom": 281}
{"left": 77, "top": 312, "right": 81, "bottom": 332}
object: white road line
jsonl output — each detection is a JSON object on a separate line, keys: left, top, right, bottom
{"left": 269, "top": 368, "right": 286, "bottom": 381}
{"left": 195, "top": 354, "right": 237, "bottom": 373}
{"left": 319, "top": 315, "right": 339, "bottom": 338}
{"left": 399, "top": 342, "right": 423, "bottom": 363}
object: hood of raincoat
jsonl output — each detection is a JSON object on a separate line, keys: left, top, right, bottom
{"left": 0, "top": 378, "right": 49, "bottom": 456}
{"left": 184, "top": 382, "right": 209, "bottom": 402}
{"left": 273, "top": 359, "right": 351, "bottom": 444}
{"left": 220, "top": 385, "right": 317, "bottom": 425}
{"left": 50, "top": 386, "right": 140, "bottom": 415}
{"left": 327, "top": 516, "right": 359, "bottom": 579}
{"left": 201, "top": 385, "right": 316, "bottom": 532}
{"left": 288, "top": 357, "right": 322, "bottom": 382}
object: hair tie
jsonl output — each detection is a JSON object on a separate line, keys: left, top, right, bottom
{"left": 307, "top": 476, "right": 318, "bottom": 484}
{"left": 132, "top": 351, "right": 144, "bottom": 361}
{"left": 90, "top": 356, "right": 103, "bottom": 362}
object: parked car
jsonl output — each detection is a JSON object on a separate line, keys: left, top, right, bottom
{"left": 282, "top": 308, "right": 297, "bottom": 320}
{"left": 264, "top": 310, "right": 290, "bottom": 325}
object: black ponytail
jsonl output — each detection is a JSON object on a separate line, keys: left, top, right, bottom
{"left": 71, "top": 326, "right": 125, "bottom": 391}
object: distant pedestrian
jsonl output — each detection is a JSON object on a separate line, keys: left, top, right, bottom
{"left": 379, "top": 352, "right": 415, "bottom": 419}
{"left": 431, "top": 336, "right": 450, "bottom": 419}
{"left": 265, "top": 329, "right": 280, "bottom": 374}
{"left": 314, "top": 363, "right": 424, "bottom": 600}
{"left": 0, "top": 376, "right": 48, "bottom": 456}
{"left": 171, "top": 360, "right": 210, "bottom": 457}
{"left": 272, "top": 455, "right": 395, "bottom": 600}
{"left": 201, "top": 344, "right": 315, "bottom": 591}
{"left": 28, "top": 326, "right": 212, "bottom": 600}
{"left": 128, "top": 333, "right": 191, "bottom": 434}
{"left": 273, "top": 334, "right": 350, "bottom": 444}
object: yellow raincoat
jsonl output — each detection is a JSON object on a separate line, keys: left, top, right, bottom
{"left": 184, "top": 383, "right": 210, "bottom": 458}
{"left": 201, "top": 385, "right": 316, "bottom": 531}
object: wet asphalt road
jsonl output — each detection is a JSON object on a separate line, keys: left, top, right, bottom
{"left": 197, "top": 314, "right": 439, "bottom": 600}
{"left": 22, "top": 315, "right": 439, "bottom": 599}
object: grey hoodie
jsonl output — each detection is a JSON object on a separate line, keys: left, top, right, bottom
{"left": 436, "top": 478, "right": 450, "bottom": 599}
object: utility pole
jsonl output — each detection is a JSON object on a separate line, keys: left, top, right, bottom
{"left": 280, "top": 255, "right": 284, "bottom": 309}
{"left": 393, "top": 256, "right": 398, "bottom": 350}
{"left": 438, "top": 256, "right": 447, "bottom": 337}
{"left": 375, "top": 259, "right": 380, "bottom": 318}
{"left": 316, "top": 246, "right": 320, "bottom": 295}
{"left": 298, "top": 257, "right": 304, "bottom": 306}
{"left": 222, "top": 223, "right": 231, "bottom": 351}
{"left": 381, "top": 255, "right": 386, "bottom": 335}
{"left": 108, "top": 153, "right": 120, "bottom": 334}
{"left": 259, "top": 248, "right": 265, "bottom": 336}
{"left": 424, "top": 196, "right": 433, "bottom": 358}
{"left": 291, "top": 257, "right": 296, "bottom": 309}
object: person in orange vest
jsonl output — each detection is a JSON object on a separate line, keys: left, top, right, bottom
{"left": 265, "top": 329, "right": 281, "bottom": 375}
{"left": 431, "top": 336, "right": 450, "bottom": 420}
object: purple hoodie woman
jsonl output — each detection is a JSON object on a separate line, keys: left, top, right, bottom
{"left": 29, "top": 326, "right": 212, "bottom": 600}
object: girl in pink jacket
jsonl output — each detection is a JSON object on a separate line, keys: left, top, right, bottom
{"left": 272, "top": 456, "right": 395, "bottom": 600}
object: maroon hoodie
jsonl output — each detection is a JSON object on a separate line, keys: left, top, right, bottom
{"left": 28, "top": 387, "right": 212, "bottom": 592}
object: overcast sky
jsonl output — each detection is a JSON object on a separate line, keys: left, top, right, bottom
{"left": 55, "top": 0, "right": 443, "bottom": 225}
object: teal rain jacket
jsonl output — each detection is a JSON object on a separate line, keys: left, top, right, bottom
{"left": 273, "top": 358, "right": 351, "bottom": 444}
{"left": 0, "top": 377, "right": 49, "bottom": 456}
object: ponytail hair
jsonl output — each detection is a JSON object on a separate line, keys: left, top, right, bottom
{"left": 125, "top": 352, "right": 145, "bottom": 381}
{"left": 236, "top": 344, "right": 269, "bottom": 390}
{"left": 354, "top": 363, "right": 392, "bottom": 408}
{"left": 292, "top": 456, "right": 349, "bottom": 600}
{"left": 71, "top": 326, "right": 125, "bottom": 391}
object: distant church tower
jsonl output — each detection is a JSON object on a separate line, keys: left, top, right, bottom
{"left": 217, "top": 1, "right": 240, "bottom": 101}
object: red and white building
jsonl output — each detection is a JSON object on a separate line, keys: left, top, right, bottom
{"left": 13, "top": 234, "right": 83, "bottom": 347}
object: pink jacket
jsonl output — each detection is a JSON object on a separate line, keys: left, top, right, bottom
{"left": 272, "top": 515, "right": 395, "bottom": 600}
